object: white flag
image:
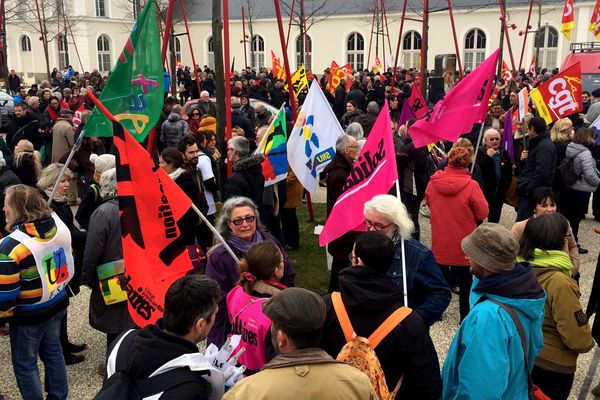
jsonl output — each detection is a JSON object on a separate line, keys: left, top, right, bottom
{"left": 287, "top": 81, "right": 344, "bottom": 193}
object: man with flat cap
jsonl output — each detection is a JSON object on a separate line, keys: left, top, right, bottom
{"left": 223, "top": 287, "right": 377, "bottom": 399}
{"left": 51, "top": 108, "right": 75, "bottom": 164}
{"left": 442, "top": 223, "right": 546, "bottom": 400}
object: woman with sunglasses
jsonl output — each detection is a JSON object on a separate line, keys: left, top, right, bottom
{"left": 187, "top": 107, "right": 202, "bottom": 132}
{"left": 475, "top": 128, "right": 513, "bottom": 223}
{"left": 206, "top": 196, "right": 295, "bottom": 348}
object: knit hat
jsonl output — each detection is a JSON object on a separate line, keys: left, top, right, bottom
{"left": 199, "top": 116, "right": 217, "bottom": 132}
{"left": 59, "top": 108, "right": 73, "bottom": 118}
{"left": 263, "top": 288, "right": 326, "bottom": 334}
{"left": 448, "top": 146, "right": 472, "bottom": 168}
{"left": 592, "top": 88, "right": 600, "bottom": 98}
{"left": 90, "top": 154, "right": 116, "bottom": 174}
{"left": 461, "top": 223, "right": 519, "bottom": 273}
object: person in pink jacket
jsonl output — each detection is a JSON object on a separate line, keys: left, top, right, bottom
{"left": 425, "top": 142, "right": 489, "bottom": 322}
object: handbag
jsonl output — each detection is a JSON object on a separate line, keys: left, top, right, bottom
{"left": 504, "top": 176, "right": 519, "bottom": 209}
{"left": 97, "top": 259, "right": 128, "bottom": 305}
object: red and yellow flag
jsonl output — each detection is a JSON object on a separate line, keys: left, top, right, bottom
{"left": 590, "top": 0, "right": 600, "bottom": 39}
{"left": 271, "top": 51, "right": 286, "bottom": 80}
{"left": 371, "top": 55, "right": 383, "bottom": 74}
{"left": 502, "top": 61, "right": 514, "bottom": 81}
{"left": 530, "top": 62, "right": 582, "bottom": 124}
{"left": 326, "top": 61, "right": 353, "bottom": 94}
{"left": 560, "top": 0, "right": 575, "bottom": 40}
{"left": 528, "top": 56, "right": 536, "bottom": 77}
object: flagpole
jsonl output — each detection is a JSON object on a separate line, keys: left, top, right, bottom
{"left": 394, "top": 180, "right": 409, "bottom": 307}
{"left": 179, "top": 0, "right": 202, "bottom": 98}
{"left": 498, "top": 0, "right": 516, "bottom": 71}
{"left": 391, "top": 0, "right": 407, "bottom": 89}
{"left": 241, "top": 5, "right": 248, "bottom": 68}
{"left": 470, "top": 123, "right": 485, "bottom": 174}
{"left": 447, "top": 0, "right": 463, "bottom": 79}
{"left": 518, "top": 0, "right": 534, "bottom": 70}
{"left": 46, "top": 134, "right": 85, "bottom": 206}
{"left": 274, "top": 0, "right": 298, "bottom": 120}
{"left": 285, "top": 0, "right": 296, "bottom": 46}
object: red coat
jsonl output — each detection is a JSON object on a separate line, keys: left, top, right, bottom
{"left": 425, "top": 166, "right": 489, "bottom": 266}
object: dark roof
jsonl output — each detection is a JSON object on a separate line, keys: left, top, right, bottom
{"left": 175, "top": 0, "right": 565, "bottom": 22}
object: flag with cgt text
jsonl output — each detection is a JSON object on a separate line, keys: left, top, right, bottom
{"left": 84, "top": 1, "right": 164, "bottom": 142}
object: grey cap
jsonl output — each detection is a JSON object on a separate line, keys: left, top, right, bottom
{"left": 461, "top": 223, "right": 519, "bottom": 273}
{"left": 263, "top": 288, "right": 326, "bottom": 334}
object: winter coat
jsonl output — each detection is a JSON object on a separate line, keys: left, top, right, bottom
{"left": 231, "top": 113, "right": 255, "bottom": 140}
{"left": 345, "top": 89, "right": 367, "bottom": 111}
{"left": 333, "top": 85, "right": 347, "bottom": 120}
{"left": 355, "top": 111, "right": 378, "bottom": 137}
{"left": 75, "top": 181, "right": 102, "bottom": 230}
{"left": 173, "top": 170, "right": 202, "bottom": 245}
{"left": 224, "top": 154, "right": 265, "bottom": 211}
{"left": 7, "top": 155, "right": 36, "bottom": 187}
{"left": 321, "top": 267, "right": 443, "bottom": 400}
{"left": 256, "top": 110, "right": 272, "bottom": 128}
{"left": 5, "top": 113, "right": 43, "bottom": 151}
{"left": 340, "top": 109, "right": 364, "bottom": 130}
{"left": 223, "top": 348, "right": 377, "bottom": 400}
{"left": 160, "top": 112, "right": 189, "bottom": 149}
{"left": 205, "top": 232, "right": 295, "bottom": 347}
{"left": 442, "top": 264, "right": 546, "bottom": 400}
{"left": 475, "top": 145, "right": 513, "bottom": 203}
{"left": 425, "top": 165, "right": 489, "bottom": 266}
{"left": 197, "top": 101, "right": 217, "bottom": 118}
{"left": 239, "top": 104, "right": 256, "bottom": 126}
{"left": 0, "top": 167, "right": 21, "bottom": 235}
{"left": 388, "top": 238, "right": 451, "bottom": 326}
{"left": 324, "top": 152, "right": 356, "bottom": 259}
{"left": 284, "top": 169, "right": 303, "bottom": 209}
{"left": 51, "top": 118, "right": 74, "bottom": 164}
{"left": 566, "top": 142, "right": 600, "bottom": 192}
{"left": 81, "top": 198, "right": 134, "bottom": 334}
{"left": 7, "top": 74, "right": 20, "bottom": 91}
{"left": 517, "top": 132, "right": 557, "bottom": 196}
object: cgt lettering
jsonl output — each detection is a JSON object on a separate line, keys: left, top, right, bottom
{"left": 342, "top": 139, "right": 386, "bottom": 192}
{"left": 548, "top": 78, "right": 578, "bottom": 116}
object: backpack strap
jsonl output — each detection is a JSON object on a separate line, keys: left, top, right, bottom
{"left": 368, "top": 307, "right": 412, "bottom": 349}
{"left": 331, "top": 292, "right": 355, "bottom": 342}
{"left": 135, "top": 367, "right": 209, "bottom": 398}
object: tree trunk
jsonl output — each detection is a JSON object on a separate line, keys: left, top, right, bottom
{"left": 169, "top": 26, "right": 176, "bottom": 95}
{"left": 212, "top": 0, "right": 226, "bottom": 190}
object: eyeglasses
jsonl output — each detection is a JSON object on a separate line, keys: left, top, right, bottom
{"left": 230, "top": 215, "right": 256, "bottom": 225}
{"left": 364, "top": 219, "right": 393, "bottom": 231}
{"left": 488, "top": 138, "right": 500, "bottom": 141}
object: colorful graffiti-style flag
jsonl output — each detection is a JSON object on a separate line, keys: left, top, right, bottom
{"left": 561, "top": 0, "right": 575, "bottom": 40}
{"left": 85, "top": 1, "right": 164, "bottom": 142}
{"left": 288, "top": 81, "right": 344, "bottom": 193}
{"left": 257, "top": 105, "right": 288, "bottom": 186}
{"left": 590, "top": 0, "right": 600, "bottom": 39}
{"left": 409, "top": 48, "right": 500, "bottom": 148}
{"left": 319, "top": 101, "right": 398, "bottom": 246}
{"left": 271, "top": 51, "right": 286, "bottom": 80}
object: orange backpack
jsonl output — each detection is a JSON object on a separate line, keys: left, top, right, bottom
{"left": 332, "top": 292, "right": 412, "bottom": 400}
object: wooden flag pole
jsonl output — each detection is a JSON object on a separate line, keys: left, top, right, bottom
{"left": 447, "top": 0, "right": 464, "bottom": 79}
{"left": 179, "top": 0, "right": 202, "bottom": 98}
{"left": 518, "top": 0, "right": 534, "bottom": 70}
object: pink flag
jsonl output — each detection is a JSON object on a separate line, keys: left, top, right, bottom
{"left": 398, "top": 100, "right": 416, "bottom": 126}
{"left": 319, "top": 101, "right": 398, "bottom": 246}
{"left": 407, "top": 83, "right": 428, "bottom": 118}
{"left": 409, "top": 48, "right": 500, "bottom": 148}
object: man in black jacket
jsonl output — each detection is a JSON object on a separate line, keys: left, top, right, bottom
{"left": 8, "top": 70, "right": 21, "bottom": 96}
{"left": 5, "top": 103, "right": 43, "bottom": 151}
{"left": 516, "top": 117, "right": 556, "bottom": 221}
{"left": 102, "top": 274, "right": 220, "bottom": 400}
{"left": 320, "top": 232, "right": 442, "bottom": 400}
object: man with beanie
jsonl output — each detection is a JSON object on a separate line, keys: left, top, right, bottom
{"left": 224, "top": 287, "right": 377, "bottom": 399}
{"left": 321, "top": 232, "right": 442, "bottom": 399}
{"left": 76, "top": 154, "right": 116, "bottom": 230}
{"left": 442, "top": 223, "right": 546, "bottom": 400}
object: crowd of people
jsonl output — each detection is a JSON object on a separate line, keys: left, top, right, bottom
{"left": 0, "top": 60, "right": 598, "bottom": 400}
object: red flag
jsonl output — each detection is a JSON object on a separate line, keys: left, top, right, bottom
{"left": 530, "top": 62, "right": 582, "bottom": 124}
{"left": 560, "top": 0, "right": 575, "bottom": 40}
{"left": 406, "top": 83, "right": 428, "bottom": 118}
{"left": 319, "top": 101, "right": 398, "bottom": 246}
{"left": 590, "top": 0, "right": 600, "bottom": 39}
{"left": 409, "top": 49, "right": 500, "bottom": 148}
{"left": 271, "top": 51, "right": 285, "bottom": 80}
{"left": 72, "top": 103, "right": 85, "bottom": 128}
{"left": 502, "top": 61, "right": 514, "bottom": 81}
{"left": 112, "top": 119, "right": 195, "bottom": 326}
{"left": 326, "top": 61, "right": 346, "bottom": 95}
{"left": 528, "top": 56, "right": 536, "bottom": 76}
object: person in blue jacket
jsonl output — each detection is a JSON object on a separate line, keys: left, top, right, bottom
{"left": 363, "top": 194, "right": 451, "bottom": 326}
{"left": 442, "top": 223, "right": 546, "bottom": 400}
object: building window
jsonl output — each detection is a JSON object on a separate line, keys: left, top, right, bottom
{"left": 346, "top": 32, "right": 364, "bottom": 72}
{"left": 402, "top": 31, "right": 421, "bottom": 69}
{"left": 464, "top": 28, "right": 486, "bottom": 70}
{"left": 535, "top": 26, "right": 559, "bottom": 70}
{"left": 97, "top": 35, "right": 112, "bottom": 74}
{"left": 295, "top": 35, "right": 312, "bottom": 70}
{"left": 207, "top": 36, "right": 214, "bottom": 70}
{"left": 251, "top": 35, "right": 265, "bottom": 69}
{"left": 58, "top": 34, "right": 69, "bottom": 70}
{"left": 174, "top": 37, "right": 182, "bottom": 62}
{"left": 96, "top": 0, "right": 106, "bottom": 17}
{"left": 20, "top": 35, "right": 31, "bottom": 52}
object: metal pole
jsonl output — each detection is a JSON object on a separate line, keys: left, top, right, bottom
{"left": 519, "top": 0, "right": 534, "bottom": 70}
{"left": 391, "top": 0, "right": 408, "bottom": 88}
{"left": 241, "top": 5, "right": 248, "bottom": 68}
{"left": 394, "top": 179, "right": 409, "bottom": 307}
{"left": 498, "top": 0, "right": 516, "bottom": 71}
{"left": 447, "top": 0, "right": 463, "bottom": 79}
{"left": 367, "top": 0, "right": 376, "bottom": 69}
{"left": 285, "top": 0, "right": 296, "bottom": 47}
{"left": 273, "top": 0, "right": 298, "bottom": 119}
{"left": 46, "top": 134, "right": 84, "bottom": 206}
{"left": 223, "top": 0, "right": 233, "bottom": 152}
{"left": 179, "top": 0, "right": 202, "bottom": 98}
{"left": 160, "top": 0, "right": 176, "bottom": 65}
{"left": 470, "top": 123, "right": 485, "bottom": 174}
{"left": 64, "top": 14, "right": 83, "bottom": 74}
{"left": 420, "top": 0, "right": 429, "bottom": 99}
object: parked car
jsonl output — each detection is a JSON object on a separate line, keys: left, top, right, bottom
{"left": 181, "top": 96, "right": 278, "bottom": 120}
{"left": 0, "top": 90, "right": 14, "bottom": 130}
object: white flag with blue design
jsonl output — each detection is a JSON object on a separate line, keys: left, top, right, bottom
{"left": 591, "top": 113, "right": 600, "bottom": 146}
{"left": 287, "top": 81, "right": 344, "bottom": 193}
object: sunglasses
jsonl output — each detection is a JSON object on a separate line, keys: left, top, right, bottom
{"left": 192, "top": 112, "right": 200, "bottom": 116}
{"left": 230, "top": 215, "right": 256, "bottom": 225}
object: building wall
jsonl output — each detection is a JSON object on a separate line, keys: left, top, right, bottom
{"left": 5, "top": 0, "right": 598, "bottom": 82}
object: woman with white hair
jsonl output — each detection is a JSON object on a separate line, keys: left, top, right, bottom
{"left": 363, "top": 194, "right": 451, "bottom": 326}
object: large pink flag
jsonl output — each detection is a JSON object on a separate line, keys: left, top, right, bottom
{"left": 319, "top": 102, "right": 398, "bottom": 246}
{"left": 409, "top": 48, "right": 500, "bottom": 148}
{"left": 407, "top": 83, "right": 428, "bottom": 119}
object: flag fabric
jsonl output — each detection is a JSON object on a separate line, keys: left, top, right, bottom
{"left": 502, "top": 61, "right": 514, "bottom": 81}
{"left": 271, "top": 51, "right": 286, "bottom": 80}
{"left": 528, "top": 57, "right": 536, "bottom": 76}
{"left": 72, "top": 103, "right": 85, "bottom": 129}
{"left": 518, "top": 87, "right": 529, "bottom": 120}
{"left": 590, "top": 113, "right": 600, "bottom": 146}
{"left": 590, "top": 0, "right": 600, "bottom": 38}
{"left": 319, "top": 101, "right": 398, "bottom": 246}
{"left": 406, "top": 83, "right": 428, "bottom": 119}
{"left": 500, "top": 110, "right": 515, "bottom": 162}
{"left": 287, "top": 81, "right": 344, "bottom": 193}
{"left": 560, "top": 0, "right": 575, "bottom": 40}
{"left": 530, "top": 62, "right": 582, "bottom": 124}
{"left": 398, "top": 100, "right": 417, "bottom": 126}
{"left": 257, "top": 105, "right": 288, "bottom": 186}
{"left": 326, "top": 61, "right": 352, "bottom": 95}
{"left": 84, "top": 1, "right": 163, "bottom": 142}
{"left": 408, "top": 48, "right": 500, "bottom": 148}
{"left": 488, "top": 86, "right": 500, "bottom": 109}
{"left": 372, "top": 55, "right": 383, "bottom": 74}
{"left": 111, "top": 120, "right": 194, "bottom": 326}
{"left": 285, "top": 64, "right": 308, "bottom": 96}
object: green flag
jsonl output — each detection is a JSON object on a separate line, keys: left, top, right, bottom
{"left": 85, "top": 1, "right": 164, "bottom": 142}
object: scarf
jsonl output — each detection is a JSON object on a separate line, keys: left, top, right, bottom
{"left": 227, "top": 231, "right": 264, "bottom": 255}
{"left": 45, "top": 188, "right": 67, "bottom": 203}
{"left": 168, "top": 167, "right": 185, "bottom": 181}
{"left": 519, "top": 249, "right": 573, "bottom": 276}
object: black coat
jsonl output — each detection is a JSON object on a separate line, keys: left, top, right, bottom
{"left": 174, "top": 171, "right": 202, "bottom": 246}
{"left": 231, "top": 113, "right": 255, "bottom": 140}
{"left": 224, "top": 154, "right": 265, "bottom": 212}
{"left": 333, "top": 85, "right": 347, "bottom": 120}
{"left": 321, "top": 267, "right": 442, "bottom": 400}
{"left": 8, "top": 74, "right": 21, "bottom": 91}
{"left": 517, "top": 132, "right": 557, "bottom": 196}
{"left": 475, "top": 145, "right": 513, "bottom": 202}
{"left": 0, "top": 167, "right": 21, "bottom": 235}
{"left": 345, "top": 88, "right": 367, "bottom": 111}
{"left": 5, "top": 113, "right": 43, "bottom": 151}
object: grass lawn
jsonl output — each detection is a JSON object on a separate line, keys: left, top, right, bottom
{"left": 286, "top": 202, "right": 330, "bottom": 295}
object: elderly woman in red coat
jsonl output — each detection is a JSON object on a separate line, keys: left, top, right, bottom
{"left": 425, "top": 142, "right": 489, "bottom": 322}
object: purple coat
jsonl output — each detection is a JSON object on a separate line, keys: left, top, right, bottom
{"left": 205, "top": 232, "right": 296, "bottom": 347}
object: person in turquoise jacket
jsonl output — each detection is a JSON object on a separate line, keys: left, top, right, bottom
{"left": 442, "top": 223, "right": 546, "bottom": 400}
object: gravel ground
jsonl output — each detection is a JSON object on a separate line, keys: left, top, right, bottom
{"left": 0, "top": 193, "right": 599, "bottom": 399}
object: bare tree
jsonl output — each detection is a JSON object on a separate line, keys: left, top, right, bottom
{"left": 212, "top": 0, "right": 226, "bottom": 196}
{"left": 243, "top": 0, "right": 260, "bottom": 69}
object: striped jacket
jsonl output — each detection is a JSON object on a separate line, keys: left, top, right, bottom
{"left": 0, "top": 215, "right": 73, "bottom": 326}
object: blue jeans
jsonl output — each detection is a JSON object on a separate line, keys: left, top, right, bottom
{"left": 516, "top": 195, "right": 532, "bottom": 222}
{"left": 10, "top": 308, "right": 68, "bottom": 400}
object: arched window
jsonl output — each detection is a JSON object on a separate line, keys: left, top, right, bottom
{"left": 295, "top": 35, "right": 312, "bottom": 71}
{"left": 402, "top": 31, "right": 421, "bottom": 69}
{"left": 20, "top": 35, "right": 31, "bottom": 52}
{"left": 174, "top": 37, "right": 182, "bottom": 62}
{"left": 535, "top": 26, "right": 559, "bottom": 69}
{"left": 207, "top": 36, "right": 214, "bottom": 70}
{"left": 97, "top": 35, "right": 112, "bottom": 73}
{"left": 58, "top": 34, "right": 69, "bottom": 70}
{"left": 251, "top": 35, "right": 265, "bottom": 69}
{"left": 464, "top": 28, "right": 486, "bottom": 70}
{"left": 346, "top": 32, "right": 364, "bottom": 71}
{"left": 96, "top": 0, "right": 106, "bottom": 17}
